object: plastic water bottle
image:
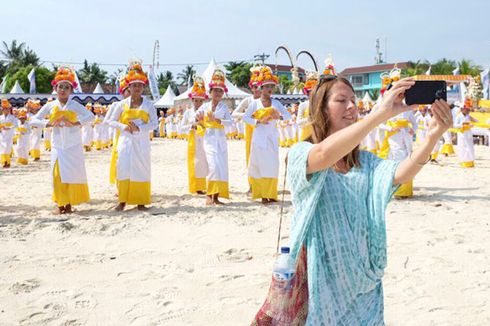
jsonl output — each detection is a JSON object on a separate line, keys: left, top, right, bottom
{"left": 273, "top": 246, "right": 295, "bottom": 290}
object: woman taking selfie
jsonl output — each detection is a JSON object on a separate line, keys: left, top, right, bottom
{"left": 286, "top": 75, "right": 452, "bottom": 325}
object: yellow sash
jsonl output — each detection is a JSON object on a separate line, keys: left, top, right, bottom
{"left": 472, "top": 122, "right": 490, "bottom": 129}
{"left": 0, "top": 122, "right": 14, "bottom": 128}
{"left": 378, "top": 119, "right": 410, "bottom": 159}
{"left": 245, "top": 123, "right": 255, "bottom": 166}
{"left": 387, "top": 119, "right": 410, "bottom": 129}
{"left": 49, "top": 106, "right": 78, "bottom": 123}
{"left": 196, "top": 125, "right": 206, "bottom": 137}
{"left": 119, "top": 104, "right": 149, "bottom": 125}
{"left": 449, "top": 124, "right": 472, "bottom": 133}
{"left": 200, "top": 112, "right": 224, "bottom": 130}
{"left": 252, "top": 107, "right": 278, "bottom": 120}
{"left": 94, "top": 117, "right": 103, "bottom": 124}
{"left": 16, "top": 127, "right": 28, "bottom": 133}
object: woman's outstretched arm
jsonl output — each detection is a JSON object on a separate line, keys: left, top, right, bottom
{"left": 394, "top": 99, "right": 453, "bottom": 185}
{"left": 307, "top": 78, "right": 415, "bottom": 174}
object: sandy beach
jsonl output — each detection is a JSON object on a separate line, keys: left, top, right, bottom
{"left": 0, "top": 138, "right": 489, "bottom": 325}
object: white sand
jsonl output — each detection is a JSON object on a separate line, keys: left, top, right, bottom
{"left": 0, "top": 139, "right": 489, "bottom": 325}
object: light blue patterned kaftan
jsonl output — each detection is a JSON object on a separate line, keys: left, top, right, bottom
{"left": 287, "top": 142, "right": 400, "bottom": 325}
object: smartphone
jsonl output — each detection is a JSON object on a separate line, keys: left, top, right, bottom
{"left": 404, "top": 81, "right": 447, "bottom": 105}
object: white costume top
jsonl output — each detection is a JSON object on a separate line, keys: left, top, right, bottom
{"left": 0, "top": 114, "right": 19, "bottom": 153}
{"left": 107, "top": 96, "right": 158, "bottom": 182}
{"left": 32, "top": 99, "right": 94, "bottom": 150}
{"left": 232, "top": 95, "right": 254, "bottom": 119}
{"left": 243, "top": 98, "right": 292, "bottom": 150}
{"left": 32, "top": 98, "right": 95, "bottom": 183}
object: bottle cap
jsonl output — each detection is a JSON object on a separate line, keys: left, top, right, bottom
{"left": 280, "top": 246, "right": 290, "bottom": 254}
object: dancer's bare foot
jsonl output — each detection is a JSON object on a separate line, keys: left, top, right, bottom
{"left": 206, "top": 196, "right": 215, "bottom": 206}
{"left": 137, "top": 205, "right": 149, "bottom": 211}
{"left": 34, "top": 158, "right": 40, "bottom": 161}
{"left": 212, "top": 194, "right": 226, "bottom": 205}
{"left": 196, "top": 190, "right": 206, "bottom": 195}
{"left": 52, "top": 206, "right": 65, "bottom": 215}
{"left": 115, "top": 203, "right": 126, "bottom": 211}
{"left": 267, "top": 198, "right": 278, "bottom": 203}
{"left": 261, "top": 198, "right": 269, "bottom": 205}
{"left": 64, "top": 204, "right": 73, "bottom": 214}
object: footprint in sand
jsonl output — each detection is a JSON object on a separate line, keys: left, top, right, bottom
{"left": 58, "top": 221, "right": 76, "bottom": 232}
{"left": 218, "top": 248, "right": 253, "bottom": 263}
{"left": 20, "top": 303, "right": 66, "bottom": 325}
{"left": 9, "top": 278, "right": 40, "bottom": 294}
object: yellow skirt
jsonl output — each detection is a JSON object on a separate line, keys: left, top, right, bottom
{"left": 29, "top": 149, "right": 41, "bottom": 159}
{"left": 94, "top": 140, "right": 104, "bottom": 150}
{"left": 207, "top": 181, "right": 229, "bottom": 198}
{"left": 245, "top": 124, "right": 254, "bottom": 166}
{"left": 441, "top": 143, "right": 455, "bottom": 155}
{"left": 299, "top": 125, "right": 313, "bottom": 141}
{"left": 109, "top": 150, "right": 118, "bottom": 185}
{"left": 52, "top": 161, "right": 90, "bottom": 206}
{"left": 117, "top": 180, "right": 151, "bottom": 205}
{"left": 1, "top": 154, "right": 10, "bottom": 165}
{"left": 188, "top": 131, "right": 207, "bottom": 194}
{"left": 17, "top": 157, "right": 28, "bottom": 165}
{"left": 250, "top": 178, "right": 278, "bottom": 200}
{"left": 460, "top": 161, "right": 474, "bottom": 168}
{"left": 44, "top": 140, "right": 51, "bottom": 151}
{"left": 394, "top": 180, "right": 413, "bottom": 198}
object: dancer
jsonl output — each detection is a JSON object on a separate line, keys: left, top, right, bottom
{"left": 31, "top": 67, "right": 95, "bottom": 214}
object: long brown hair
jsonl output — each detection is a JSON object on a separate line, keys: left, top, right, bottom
{"left": 307, "top": 77, "right": 360, "bottom": 170}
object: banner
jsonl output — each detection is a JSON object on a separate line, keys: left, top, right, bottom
{"left": 27, "top": 68, "right": 36, "bottom": 94}
{"left": 481, "top": 68, "right": 489, "bottom": 100}
{"left": 0, "top": 74, "right": 9, "bottom": 93}
{"left": 73, "top": 70, "right": 83, "bottom": 93}
{"left": 148, "top": 65, "right": 160, "bottom": 101}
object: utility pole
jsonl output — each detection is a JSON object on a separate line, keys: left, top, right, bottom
{"left": 254, "top": 53, "right": 270, "bottom": 65}
{"left": 375, "top": 38, "right": 383, "bottom": 64}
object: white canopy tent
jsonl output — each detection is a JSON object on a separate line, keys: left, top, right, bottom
{"left": 174, "top": 58, "right": 249, "bottom": 101}
{"left": 92, "top": 83, "right": 105, "bottom": 94}
{"left": 362, "top": 92, "right": 373, "bottom": 104}
{"left": 9, "top": 81, "right": 24, "bottom": 94}
{"left": 154, "top": 86, "right": 176, "bottom": 108}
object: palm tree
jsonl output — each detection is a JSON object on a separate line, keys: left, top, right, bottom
{"left": 0, "top": 40, "right": 39, "bottom": 75}
{"left": 0, "top": 61, "right": 7, "bottom": 79}
{"left": 224, "top": 61, "right": 252, "bottom": 88}
{"left": 368, "top": 89, "right": 380, "bottom": 101}
{"left": 1, "top": 40, "right": 26, "bottom": 62}
{"left": 21, "top": 48, "right": 39, "bottom": 67}
{"left": 402, "top": 60, "right": 430, "bottom": 77}
{"left": 109, "top": 68, "right": 125, "bottom": 93}
{"left": 158, "top": 71, "right": 178, "bottom": 95}
{"left": 431, "top": 58, "right": 456, "bottom": 75}
{"left": 78, "top": 60, "right": 108, "bottom": 91}
{"left": 458, "top": 59, "right": 482, "bottom": 77}
{"left": 177, "top": 65, "right": 195, "bottom": 86}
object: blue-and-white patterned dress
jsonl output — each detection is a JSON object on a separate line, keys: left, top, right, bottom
{"left": 287, "top": 142, "right": 400, "bottom": 325}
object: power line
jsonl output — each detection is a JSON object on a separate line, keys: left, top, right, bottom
{"left": 0, "top": 57, "right": 257, "bottom": 68}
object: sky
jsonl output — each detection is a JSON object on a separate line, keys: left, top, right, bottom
{"left": 1, "top": 0, "right": 489, "bottom": 77}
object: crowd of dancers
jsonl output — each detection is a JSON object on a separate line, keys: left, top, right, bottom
{"left": 1, "top": 59, "right": 489, "bottom": 214}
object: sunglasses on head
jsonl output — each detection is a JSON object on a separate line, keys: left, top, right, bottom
{"left": 319, "top": 74, "right": 338, "bottom": 82}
